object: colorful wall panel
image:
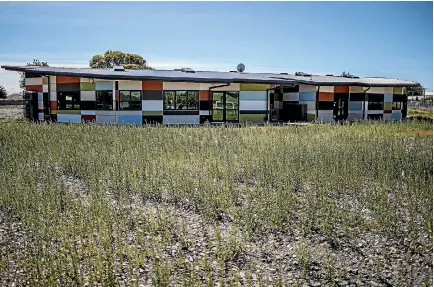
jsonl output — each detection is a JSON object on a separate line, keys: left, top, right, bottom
{"left": 317, "top": 110, "right": 333, "bottom": 121}
{"left": 163, "top": 115, "right": 200, "bottom": 125}
{"left": 118, "top": 80, "right": 142, "bottom": 90}
{"left": 240, "top": 100, "right": 267, "bottom": 110}
{"left": 95, "top": 81, "right": 113, "bottom": 91}
{"left": 163, "top": 82, "right": 201, "bottom": 90}
{"left": 57, "top": 114, "right": 81, "bottom": 123}
{"left": 240, "top": 83, "right": 270, "bottom": 91}
{"left": 118, "top": 112, "right": 143, "bottom": 125}
{"left": 239, "top": 113, "right": 266, "bottom": 123}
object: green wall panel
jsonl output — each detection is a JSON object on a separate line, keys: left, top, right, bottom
{"left": 307, "top": 113, "right": 316, "bottom": 121}
{"left": 142, "top": 111, "right": 163, "bottom": 116}
{"left": 42, "top": 77, "right": 48, "bottom": 85}
{"left": 384, "top": 102, "right": 392, "bottom": 110}
{"left": 393, "top": 87, "right": 403, "bottom": 94}
{"left": 55, "top": 110, "right": 81, "bottom": 115}
{"left": 239, "top": 114, "right": 266, "bottom": 123}
{"left": 80, "top": 82, "right": 96, "bottom": 91}
{"left": 240, "top": 83, "right": 271, "bottom": 91}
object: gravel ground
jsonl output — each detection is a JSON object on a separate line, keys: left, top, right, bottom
{"left": 1, "top": 167, "right": 431, "bottom": 287}
{"left": 0, "top": 106, "right": 23, "bottom": 121}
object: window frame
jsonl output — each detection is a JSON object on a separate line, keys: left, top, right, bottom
{"left": 392, "top": 101, "right": 402, "bottom": 110}
{"left": 367, "top": 101, "right": 384, "bottom": 110}
{"left": 118, "top": 90, "right": 142, "bottom": 111}
{"left": 96, "top": 90, "right": 114, "bottom": 111}
{"left": 163, "top": 90, "right": 199, "bottom": 110}
{"left": 57, "top": 91, "right": 80, "bottom": 110}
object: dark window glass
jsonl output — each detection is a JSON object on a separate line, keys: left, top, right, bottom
{"left": 96, "top": 91, "right": 113, "bottom": 110}
{"left": 164, "top": 90, "right": 199, "bottom": 110}
{"left": 57, "top": 92, "right": 80, "bottom": 110}
{"left": 318, "top": 101, "right": 334, "bottom": 110}
{"left": 119, "top": 90, "right": 141, "bottom": 110}
{"left": 368, "top": 101, "right": 383, "bottom": 110}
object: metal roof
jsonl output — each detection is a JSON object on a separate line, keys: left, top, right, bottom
{"left": 1, "top": 65, "right": 420, "bottom": 87}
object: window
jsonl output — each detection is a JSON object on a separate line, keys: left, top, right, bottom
{"left": 57, "top": 92, "right": 80, "bottom": 110}
{"left": 164, "top": 90, "right": 199, "bottom": 110}
{"left": 392, "top": 101, "right": 402, "bottom": 110}
{"left": 96, "top": 91, "right": 113, "bottom": 110}
{"left": 119, "top": 90, "right": 141, "bottom": 110}
{"left": 368, "top": 101, "right": 383, "bottom": 110}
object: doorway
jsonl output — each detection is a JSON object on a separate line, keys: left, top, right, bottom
{"left": 333, "top": 93, "right": 349, "bottom": 121}
{"left": 211, "top": 91, "right": 239, "bottom": 122}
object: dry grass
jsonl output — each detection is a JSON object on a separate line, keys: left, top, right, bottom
{"left": 0, "top": 120, "right": 432, "bottom": 286}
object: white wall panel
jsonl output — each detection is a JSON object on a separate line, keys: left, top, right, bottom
{"left": 38, "top": 101, "right": 44, "bottom": 110}
{"left": 299, "top": 84, "right": 317, "bottom": 92}
{"left": 163, "top": 82, "right": 201, "bottom": 90}
{"left": 142, "top": 100, "right": 163, "bottom": 111}
{"left": 366, "top": 87, "right": 385, "bottom": 94}
{"left": 118, "top": 80, "right": 142, "bottom": 90}
{"left": 383, "top": 113, "right": 393, "bottom": 121}
{"left": 50, "top": 83, "right": 57, "bottom": 92}
{"left": 319, "top": 86, "right": 334, "bottom": 93}
{"left": 26, "top": 78, "right": 42, "bottom": 86}
{"left": 283, "top": 92, "right": 299, "bottom": 101}
{"left": 299, "top": 100, "right": 316, "bottom": 110}
{"left": 200, "top": 110, "right": 210, "bottom": 115}
{"left": 240, "top": 100, "right": 267, "bottom": 110}
{"left": 317, "top": 110, "right": 334, "bottom": 121}
{"left": 38, "top": 113, "right": 44, "bottom": 121}
{"left": 81, "top": 91, "right": 96, "bottom": 101}
{"left": 49, "top": 76, "right": 56, "bottom": 84}
{"left": 50, "top": 91, "right": 57, "bottom": 101}
{"left": 43, "top": 85, "right": 48, "bottom": 93}
{"left": 367, "top": 110, "right": 384, "bottom": 115}
{"left": 96, "top": 115, "right": 116, "bottom": 124}
{"left": 384, "top": 87, "right": 393, "bottom": 94}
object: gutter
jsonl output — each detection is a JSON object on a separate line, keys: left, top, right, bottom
{"left": 363, "top": 87, "right": 370, "bottom": 120}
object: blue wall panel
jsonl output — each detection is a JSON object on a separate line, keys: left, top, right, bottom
{"left": 95, "top": 82, "right": 113, "bottom": 91}
{"left": 239, "top": 91, "right": 267, "bottom": 101}
{"left": 299, "top": 91, "right": 316, "bottom": 101}
{"left": 118, "top": 115, "right": 142, "bottom": 125}
{"left": 384, "top": 93, "right": 393, "bottom": 102}
{"left": 349, "top": 101, "right": 363, "bottom": 110}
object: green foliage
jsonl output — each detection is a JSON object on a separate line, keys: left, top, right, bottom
{"left": 404, "top": 84, "right": 425, "bottom": 96}
{"left": 0, "top": 121, "right": 431, "bottom": 285}
{"left": 0, "top": 86, "right": 6, "bottom": 99}
{"left": 19, "top": 59, "right": 49, "bottom": 89}
{"left": 89, "top": 50, "right": 153, "bottom": 70}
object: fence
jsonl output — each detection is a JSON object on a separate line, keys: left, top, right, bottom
{"left": 408, "top": 102, "right": 433, "bottom": 111}
{"left": 0, "top": 100, "right": 24, "bottom": 106}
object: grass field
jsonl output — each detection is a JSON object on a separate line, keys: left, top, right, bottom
{"left": 408, "top": 108, "right": 433, "bottom": 119}
{"left": 0, "top": 120, "right": 432, "bottom": 286}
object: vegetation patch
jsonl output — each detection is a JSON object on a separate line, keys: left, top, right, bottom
{"left": 0, "top": 121, "right": 432, "bottom": 286}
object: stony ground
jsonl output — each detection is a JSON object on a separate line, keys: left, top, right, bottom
{"left": 0, "top": 106, "right": 23, "bottom": 121}
{"left": 1, "top": 167, "right": 431, "bottom": 286}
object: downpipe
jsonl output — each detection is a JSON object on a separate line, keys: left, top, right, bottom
{"left": 363, "top": 86, "right": 371, "bottom": 120}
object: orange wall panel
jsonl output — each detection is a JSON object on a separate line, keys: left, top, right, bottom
{"left": 319, "top": 92, "right": 334, "bottom": 101}
{"left": 56, "top": 76, "right": 80, "bottom": 84}
{"left": 50, "top": 101, "right": 57, "bottom": 110}
{"left": 334, "top": 86, "right": 349, "bottom": 93}
{"left": 26, "top": 85, "right": 43, "bottom": 92}
{"left": 200, "top": 90, "right": 209, "bottom": 100}
{"left": 142, "top": 80, "right": 163, "bottom": 90}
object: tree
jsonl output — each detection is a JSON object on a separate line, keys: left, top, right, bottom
{"left": 19, "top": 59, "right": 49, "bottom": 89}
{"left": 404, "top": 84, "right": 424, "bottom": 97}
{"left": 0, "top": 86, "right": 7, "bottom": 99}
{"left": 89, "top": 50, "right": 153, "bottom": 70}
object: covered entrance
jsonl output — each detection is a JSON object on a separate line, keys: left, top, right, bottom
{"left": 211, "top": 91, "right": 239, "bottom": 122}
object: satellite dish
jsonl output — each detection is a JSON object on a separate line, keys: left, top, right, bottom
{"left": 237, "top": 63, "right": 245, "bottom": 73}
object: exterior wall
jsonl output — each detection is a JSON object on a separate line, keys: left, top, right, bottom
{"left": 24, "top": 74, "right": 407, "bottom": 124}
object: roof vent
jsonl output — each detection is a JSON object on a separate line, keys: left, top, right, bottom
{"left": 295, "top": 72, "right": 312, "bottom": 77}
{"left": 113, "top": 65, "right": 125, "bottom": 71}
{"left": 342, "top": 74, "right": 360, "bottom": 79}
{"left": 326, "top": 74, "right": 334, "bottom": 76}
{"left": 280, "top": 72, "right": 288, "bottom": 75}
{"left": 174, "top": 68, "right": 182, "bottom": 71}
{"left": 230, "top": 70, "right": 238, "bottom": 73}
{"left": 181, "top": 68, "right": 195, "bottom": 73}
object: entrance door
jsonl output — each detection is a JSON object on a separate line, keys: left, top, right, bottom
{"left": 333, "top": 93, "right": 348, "bottom": 121}
{"left": 43, "top": 92, "right": 50, "bottom": 120}
{"left": 24, "top": 92, "right": 38, "bottom": 121}
{"left": 211, "top": 91, "right": 239, "bottom": 122}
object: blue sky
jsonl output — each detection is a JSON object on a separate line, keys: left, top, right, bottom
{"left": 0, "top": 1, "right": 432, "bottom": 94}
